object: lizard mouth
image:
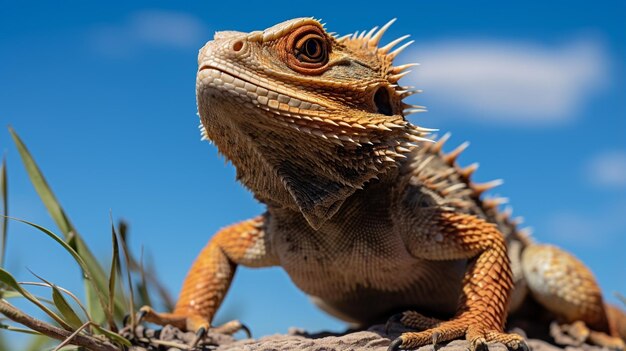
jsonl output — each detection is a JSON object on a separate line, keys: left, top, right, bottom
{"left": 197, "top": 63, "right": 327, "bottom": 117}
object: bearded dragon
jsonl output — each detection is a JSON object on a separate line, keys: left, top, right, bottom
{"left": 140, "top": 18, "right": 626, "bottom": 351}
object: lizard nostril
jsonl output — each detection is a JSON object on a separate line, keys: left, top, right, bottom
{"left": 232, "top": 40, "right": 244, "bottom": 52}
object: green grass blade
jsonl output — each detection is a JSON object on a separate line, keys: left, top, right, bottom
{"left": 92, "top": 324, "right": 131, "bottom": 347}
{"left": 7, "top": 218, "right": 111, "bottom": 325}
{"left": 9, "top": 128, "right": 125, "bottom": 320}
{"left": 28, "top": 271, "right": 84, "bottom": 330}
{"left": 107, "top": 219, "right": 119, "bottom": 332}
{"left": 118, "top": 224, "right": 136, "bottom": 327}
{"left": 0, "top": 291, "right": 24, "bottom": 299}
{"left": 17, "top": 283, "right": 89, "bottom": 319}
{"left": 0, "top": 268, "right": 72, "bottom": 331}
{"left": 0, "top": 323, "right": 42, "bottom": 335}
{"left": 136, "top": 247, "right": 152, "bottom": 308}
{"left": 2, "top": 289, "right": 55, "bottom": 305}
{"left": 85, "top": 282, "right": 105, "bottom": 324}
{"left": 51, "top": 288, "right": 84, "bottom": 331}
{"left": 8, "top": 128, "right": 72, "bottom": 235}
{"left": 0, "top": 156, "right": 7, "bottom": 268}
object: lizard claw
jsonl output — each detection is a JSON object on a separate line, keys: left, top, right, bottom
{"left": 390, "top": 312, "right": 526, "bottom": 351}
{"left": 135, "top": 307, "right": 149, "bottom": 323}
{"left": 431, "top": 330, "right": 441, "bottom": 345}
{"left": 470, "top": 336, "right": 488, "bottom": 351}
{"left": 191, "top": 326, "right": 208, "bottom": 348}
{"left": 122, "top": 313, "right": 131, "bottom": 326}
{"left": 385, "top": 313, "right": 404, "bottom": 334}
{"left": 388, "top": 336, "right": 404, "bottom": 351}
{"left": 517, "top": 339, "right": 530, "bottom": 351}
{"left": 240, "top": 323, "right": 252, "bottom": 339}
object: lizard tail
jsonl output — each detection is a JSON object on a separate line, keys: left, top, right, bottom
{"left": 607, "top": 304, "right": 626, "bottom": 341}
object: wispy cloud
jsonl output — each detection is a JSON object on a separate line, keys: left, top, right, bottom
{"left": 403, "top": 37, "right": 609, "bottom": 125}
{"left": 585, "top": 151, "right": 626, "bottom": 188}
{"left": 545, "top": 202, "right": 626, "bottom": 248}
{"left": 542, "top": 152, "right": 626, "bottom": 248}
{"left": 90, "top": 10, "right": 208, "bottom": 57}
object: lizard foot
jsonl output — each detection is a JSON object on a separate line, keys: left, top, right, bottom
{"left": 552, "top": 321, "right": 624, "bottom": 351}
{"left": 136, "top": 306, "right": 251, "bottom": 338}
{"left": 387, "top": 311, "right": 527, "bottom": 351}
{"left": 385, "top": 311, "right": 441, "bottom": 334}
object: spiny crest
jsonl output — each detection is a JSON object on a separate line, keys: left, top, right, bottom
{"left": 421, "top": 132, "right": 504, "bottom": 200}
{"left": 335, "top": 18, "right": 415, "bottom": 67}
{"left": 421, "top": 133, "right": 534, "bottom": 244}
{"left": 199, "top": 122, "right": 210, "bottom": 143}
{"left": 337, "top": 18, "right": 401, "bottom": 51}
{"left": 335, "top": 19, "right": 424, "bottom": 116}
{"left": 246, "top": 17, "right": 328, "bottom": 42}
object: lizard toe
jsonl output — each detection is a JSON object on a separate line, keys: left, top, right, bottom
{"left": 484, "top": 330, "right": 527, "bottom": 351}
{"left": 211, "top": 319, "right": 252, "bottom": 338}
{"left": 385, "top": 313, "right": 404, "bottom": 334}
{"left": 392, "top": 310, "right": 442, "bottom": 332}
{"left": 387, "top": 336, "right": 405, "bottom": 351}
{"left": 136, "top": 305, "right": 209, "bottom": 332}
{"left": 469, "top": 337, "right": 488, "bottom": 351}
{"left": 191, "top": 326, "right": 208, "bottom": 348}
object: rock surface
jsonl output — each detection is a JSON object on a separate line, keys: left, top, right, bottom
{"left": 124, "top": 320, "right": 611, "bottom": 351}
{"left": 215, "top": 323, "right": 603, "bottom": 351}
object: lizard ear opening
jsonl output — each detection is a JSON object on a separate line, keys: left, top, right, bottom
{"left": 374, "top": 87, "right": 394, "bottom": 116}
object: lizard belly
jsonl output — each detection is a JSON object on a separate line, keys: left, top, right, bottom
{"left": 308, "top": 259, "right": 464, "bottom": 324}
{"left": 272, "top": 220, "right": 465, "bottom": 324}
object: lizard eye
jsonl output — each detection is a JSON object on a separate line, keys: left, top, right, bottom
{"left": 283, "top": 25, "right": 330, "bottom": 74}
{"left": 295, "top": 34, "right": 327, "bottom": 64}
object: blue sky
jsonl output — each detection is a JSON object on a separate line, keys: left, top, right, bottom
{"left": 1, "top": 0, "right": 625, "bottom": 343}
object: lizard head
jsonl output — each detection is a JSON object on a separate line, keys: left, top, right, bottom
{"left": 196, "top": 18, "right": 431, "bottom": 229}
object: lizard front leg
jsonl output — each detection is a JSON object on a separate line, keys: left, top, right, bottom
{"left": 391, "top": 211, "right": 526, "bottom": 351}
{"left": 139, "top": 215, "right": 278, "bottom": 335}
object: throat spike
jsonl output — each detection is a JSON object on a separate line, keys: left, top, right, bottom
{"left": 404, "top": 108, "right": 427, "bottom": 116}
{"left": 369, "top": 18, "right": 397, "bottom": 47}
{"left": 472, "top": 179, "right": 504, "bottom": 197}
{"left": 432, "top": 133, "right": 451, "bottom": 153}
{"left": 364, "top": 26, "right": 379, "bottom": 41}
{"left": 337, "top": 34, "right": 352, "bottom": 42}
{"left": 399, "top": 90, "right": 422, "bottom": 98}
{"left": 389, "top": 70, "right": 412, "bottom": 83}
{"left": 483, "top": 196, "right": 508, "bottom": 209}
{"left": 391, "top": 63, "right": 420, "bottom": 74}
{"left": 459, "top": 162, "right": 479, "bottom": 179}
{"left": 379, "top": 35, "right": 411, "bottom": 53}
{"left": 387, "top": 40, "right": 415, "bottom": 60}
{"left": 444, "top": 141, "right": 470, "bottom": 165}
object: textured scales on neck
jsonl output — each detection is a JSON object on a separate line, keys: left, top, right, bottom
{"left": 196, "top": 18, "right": 431, "bottom": 229}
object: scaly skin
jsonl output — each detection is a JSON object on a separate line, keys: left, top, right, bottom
{"left": 140, "top": 18, "right": 626, "bottom": 350}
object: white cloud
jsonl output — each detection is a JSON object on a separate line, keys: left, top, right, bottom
{"left": 90, "top": 10, "right": 208, "bottom": 57}
{"left": 585, "top": 151, "right": 626, "bottom": 188}
{"left": 545, "top": 203, "right": 626, "bottom": 248}
{"left": 542, "top": 152, "right": 626, "bottom": 248}
{"left": 403, "top": 37, "right": 609, "bottom": 124}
